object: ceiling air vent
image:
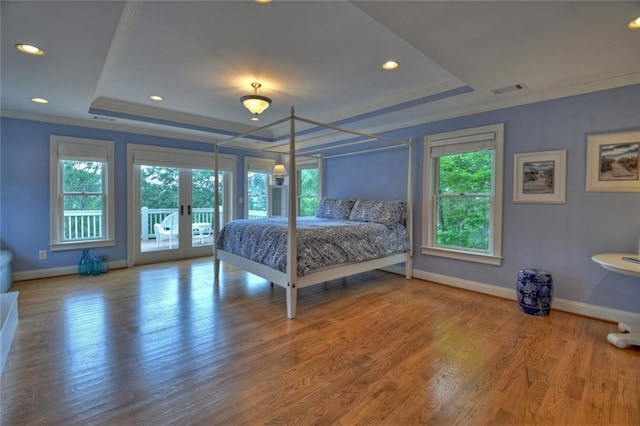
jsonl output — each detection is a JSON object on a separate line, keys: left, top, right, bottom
{"left": 492, "top": 83, "right": 527, "bottom": 95}
{"left": 92, "top": 115, "right": 115, "bottom": 122}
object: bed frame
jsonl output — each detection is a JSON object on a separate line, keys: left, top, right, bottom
{"left": 213, "top": 108, "right": 413, "bottom": 318}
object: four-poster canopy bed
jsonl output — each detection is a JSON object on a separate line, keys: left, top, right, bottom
{"left": 213, "top": 108, "right": 413, "bottom": 319}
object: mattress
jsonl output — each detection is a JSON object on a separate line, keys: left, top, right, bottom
{"left": 216, "top": 217, "right": 409, "bottom": 276}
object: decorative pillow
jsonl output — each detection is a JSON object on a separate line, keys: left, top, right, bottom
{"left": 348, "top": 199, "right": 404, "bottom": 227}
{"left": 315, "top": 198, "right": 356, "bottom": 220}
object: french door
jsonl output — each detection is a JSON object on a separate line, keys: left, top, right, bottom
{"left": 127, "top": 144, "right": 235, "bottom": 266}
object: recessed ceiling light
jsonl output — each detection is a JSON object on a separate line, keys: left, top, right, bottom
{"left": 250, "top": 117, "right": 260, "bottom": 121}
{"left": 628, "top": 17, "right": 640, "bottom": 29}
{"left": 149, "top": 95, "right": 164, "bottom": 101}
{"left": 255, "top": 0, "right": 272, "bottom": 3}
{"left": 382, "top": 60, "right": 399, "bottom": 70}
{"left": 16, "top": 43, "right": 44, "bottom": 55}
{"left": 30, "top": 97, "right": 49, "bottom": 104}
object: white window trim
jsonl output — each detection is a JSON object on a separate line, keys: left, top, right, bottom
{"left": 295, "top": 157, "right": 321, "bottom": 192}
{"left": 422, "top": 123, "right": 504, "bottom": 266}
{"left": 296, "top": 157, "right": 319, "bottom": 168}
{"left": 129, "top": 144, "right": 235, "bottom": 171}
{"left": 295, "top": 158, "right": 322, "bottom": 216}
{"left": 49, "top": 135, "right": 115, "bottom": 251}
{"left": 244, "top": 157, "right": 276, "bottom": 218}
{"left": 126, "top": 143, "right": 236, "bottom": 266}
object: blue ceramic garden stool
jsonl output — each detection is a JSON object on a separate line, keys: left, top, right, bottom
{"left": 517, "top": 268, "right": 553, "bottom": 316}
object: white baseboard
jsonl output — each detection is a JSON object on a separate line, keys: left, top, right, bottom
{"left": 383, "top": 266, "right": 640, "bottom": 325}
{"left": 13, "top": 260, "right": 128, "bottom": 282}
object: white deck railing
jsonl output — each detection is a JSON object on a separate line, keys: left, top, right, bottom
{"left": 140, "top": 208, "right": 222, "bottom": 241}
{"left": 64, "top": 210, "right": 102, "bottom": 240}
{"left": 63, "top": 208, "right": 268, "bottom": 241}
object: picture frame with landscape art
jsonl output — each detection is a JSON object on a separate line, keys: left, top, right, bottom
{"left": 513, "top": 149, "right": 567, "bottom": 204}
{"left": 586, "top": 131, "right": 640, "bottom": 192}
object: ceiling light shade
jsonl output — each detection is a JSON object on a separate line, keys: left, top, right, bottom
{"left": 16, "top": 43, "right": 44, "bottom": 55}
{"left": 241, "top": 82, "right": 272, "bottom": 116}
{"left": 628, "top": 17, "right": 640, "bottom": 29}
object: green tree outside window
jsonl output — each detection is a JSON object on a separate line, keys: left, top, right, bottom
{"left": 435, "top": 150, "right": 493, "bottom": 251}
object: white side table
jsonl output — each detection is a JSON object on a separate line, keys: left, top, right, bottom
{"left": 192, "top": 223, "right": 212, "bottom": 244}
{"left": 591, "top": 253, "right": 640, "bottom": 348}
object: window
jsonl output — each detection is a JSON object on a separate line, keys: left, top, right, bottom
{"left": 50, "top": 135, "right": 115, "bottom": 250}
{"left": 244, "top": 157, "right": 320, "bottom": 218}
{"left": 245, "top": 157, "right": 275, "bottom": 219}
{"left": 422, "top": 124, "right": 503, "bottom": 265}
{"left": 296, "top": 160, "right": 320, "bottom": 217}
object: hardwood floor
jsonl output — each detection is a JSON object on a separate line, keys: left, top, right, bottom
{"left": 2, "top": 258, "right": 638, "bottom": 425}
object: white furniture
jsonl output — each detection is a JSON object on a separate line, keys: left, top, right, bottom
{"left": 0, "top": 250, "right": 12, "bottom": 293}
{"left": 155, "top": 213, "right": 213, "bottom": 247}
{"left": 268, "top": 185, "right": 287, "bottom": 217}
{"left": 591, "top": 253, "right": 640, "bottom": 348}
{"left": 1, "top": 292, "right": 19, "bottom": 373}
{"left": 214, "top": 109, "right": 413, "bottom": 319}
{"left": 192, "top": 222, "right": 212, "bottom": 244}
{"left": 153, "top": 212, "right": 179, "bottom": 248}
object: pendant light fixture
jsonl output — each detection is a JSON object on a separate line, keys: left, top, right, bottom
{"left": 241, "top": 82, "right": 272, "bottom": 117}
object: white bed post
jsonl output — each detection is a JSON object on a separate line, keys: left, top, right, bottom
{"left": 214, "top": 142, "right": 221, "bottom": 279}
{"left": 286, "top": 107, "right": 298, "bottom": 319}
{"left": 405, "top": 137, "right": 413, "bottom": 279}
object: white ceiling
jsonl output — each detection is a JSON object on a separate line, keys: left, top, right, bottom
{"left": 2, "top": 1, "right": 639, "bottom": 144}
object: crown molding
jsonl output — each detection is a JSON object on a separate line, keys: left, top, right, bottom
{"left": 3, "top": 74, "right": 638, "bottom": 150}
{"left": 89, "top": 97, "right": 273, "bottom": 140}
{"left": 93, "top": 1, "right": 142, "bottom": 100}
{"left": 340, "top": 73, "right": 640, "bottom": 138}
{"left": 0, "top": 109, "right": 281, "bottom": 153}
{"left": 279, "top": 77, "right": 467, "bottom": 137}
{"left": 329, "top": 76, "right": 465, "bottom": 120}
{"left": 1, "top": 110, "right": 220, "bottom": 145}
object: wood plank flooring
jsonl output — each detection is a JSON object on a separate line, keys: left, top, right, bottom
{"left": 1, "top": 258, "right": 638, "bottom": 425}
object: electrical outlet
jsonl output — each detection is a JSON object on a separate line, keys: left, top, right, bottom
{"left": 38, "top": 250, "right": 47, "bottom": 260}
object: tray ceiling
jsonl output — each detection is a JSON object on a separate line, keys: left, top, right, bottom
{"left": 2, "top": 1, "right": 639, "bottom": 142}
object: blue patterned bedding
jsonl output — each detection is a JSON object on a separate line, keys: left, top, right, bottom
{"left": 216, "top": 217, "right": 409, "bottom": 277}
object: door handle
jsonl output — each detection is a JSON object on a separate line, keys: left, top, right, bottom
{"left": 188, "top": 205, "right": 192, "bottom": 215}
{"left": 180, "top": 205, "right": 184, "bottom": 215}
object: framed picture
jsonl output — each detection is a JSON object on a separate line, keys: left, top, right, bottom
{"left": 586, "top": 131, "right": 640, "bottom": 192}
{"left": 513, "top": 149, "right": 567, "bottom": 204}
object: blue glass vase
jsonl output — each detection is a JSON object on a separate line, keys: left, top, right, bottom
{"left": 99, "top": 256, "right": 109, "bottom": 273}
{"left": 91, "top": 256, "right": 101, "bottom": 275}
{"left": 78, "top": 249, "right": 92, "bottom": 276}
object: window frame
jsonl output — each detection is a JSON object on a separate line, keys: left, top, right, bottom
{"left": 295, "top": 158, "right": 321, "bottom": 217}
{"left": 244, "top": 157, "right": 275, "bottom": 219}
{"left": 49, "top": 135, "right": 115, "bottom": 251}
{"left": 422, "top": 123, "right": 504, "bottom": 265}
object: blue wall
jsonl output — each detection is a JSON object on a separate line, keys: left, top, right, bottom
{"left": 1, "top": 84, "right": 639, "bottom": 314}
{"left": 325, "top": 85, "right": 640, "bottom": 314}
{"left": 0, "top": 120, "right": 277, "bottom": 273}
